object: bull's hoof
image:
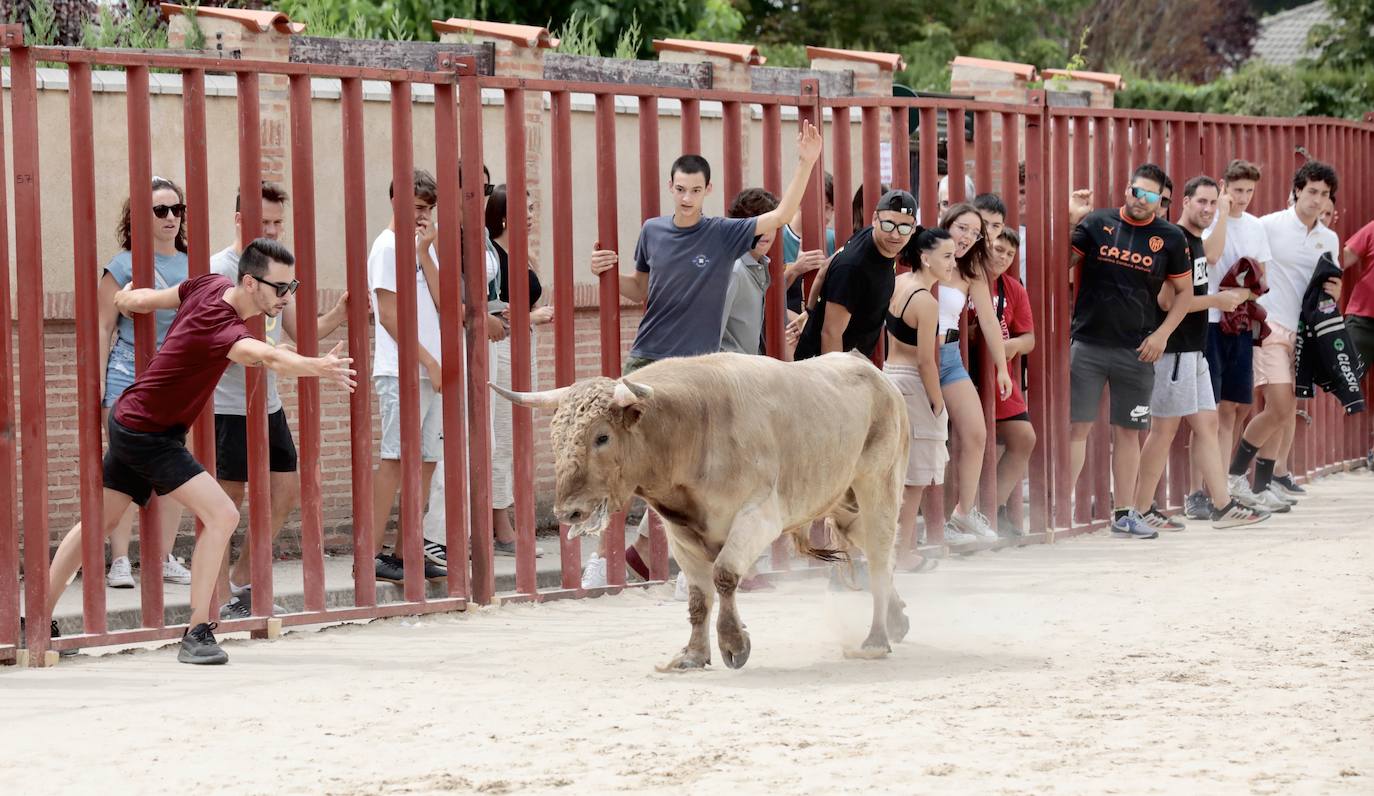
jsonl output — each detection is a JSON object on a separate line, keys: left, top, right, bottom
{"left": 889, "top": 610, "right": 911, "bottom": 644}
{"left": 843, "top": 643, "right": 892, "bottom": 660}
{"left": 656, "top": 648, "right": 711, "bottom": 672}
{"left": 720, "top": 632, "right": 752, "bottom": 669}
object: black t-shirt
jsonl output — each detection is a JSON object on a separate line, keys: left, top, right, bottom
{"left": 794, "top": 227, "right": 896, "bottom": 360}
{"left": 1165, "top": 225, "right": 1209, "bottom": 353}
{"left": 1070, "top": 208, "right": 1191, "bottom": 348}
{"left": 492, "top": 240, "right": 543, "bottom": 311}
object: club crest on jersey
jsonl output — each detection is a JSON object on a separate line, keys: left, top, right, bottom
{"left": 692, "top": 254, "right": 710, "bottom": 268}
{"left": 1148, "top": 236, "right": 1164, "bottom": 253}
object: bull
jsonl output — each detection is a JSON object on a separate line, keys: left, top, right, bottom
{"left": 493, "top": 351, "right": 910, "bottom": 670}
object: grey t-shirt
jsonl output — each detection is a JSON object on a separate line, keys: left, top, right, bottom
{"left": 719, "top": 252, "right": 770, "bottom": 356}
{"left": 630, "top": 215, "right": 758, "bottom": 360}
{"left": 212, "top": 247, "right": 285, "bottom": 415}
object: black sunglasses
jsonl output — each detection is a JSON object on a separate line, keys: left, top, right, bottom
{"left": 483, "top": 183, "right": 494, "bottom": 197}
{"left": 153, "top": 203, "right": 186, "bottom": 219}
{"left": 252, "top": 274, "right": 300, "bottom": 298}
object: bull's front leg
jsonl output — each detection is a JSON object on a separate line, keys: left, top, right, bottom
{"left": 713, "top": 501, "right": 782, "bottom": 670}
{"left": 659, "top": 524, "right": 715, "bottom": 671}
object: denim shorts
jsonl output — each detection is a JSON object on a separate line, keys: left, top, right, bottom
{"left": 938, "top": 341, "right": 970, "bottom": 386}
{"left": 103, "top": 338, "right": 138, "bottom": 408}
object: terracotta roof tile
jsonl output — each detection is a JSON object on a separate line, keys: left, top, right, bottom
{"left": 806, "top": 46, "right": 904, "bottom": 72}
{"left": 653, "top": 39, "right": 764, "bottom": 65}
{"left": 1041, "top": 68, "right": 1123, "bottom": 90}
{"left": 160, "top": 4, "right": 303, "bottom": 35}
{"left": 432, "top": 18, "right": 558, "bottom": 48}
{"left": 949, "top": 56, "right": 1036, "bottom": 81}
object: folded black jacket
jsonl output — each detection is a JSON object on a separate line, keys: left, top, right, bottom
{"left": 1295, "top": 252, "right": 1367, "bottom": 413}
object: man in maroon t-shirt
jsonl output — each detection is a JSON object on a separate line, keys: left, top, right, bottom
{"left": 39, "top": 238, "right": 354, "bottom": 665}
{"left": 1344, "top": 216, "right": 1374, "bottom": 462}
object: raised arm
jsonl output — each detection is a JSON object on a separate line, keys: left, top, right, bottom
{"left": 283, "top": 290, "right": 353, "bottom": 344}
{"left": 113, "top": 283, "right": 182, "bottom": 316}
{"left": 1203, "top": 194, "right": 1230, "bottom": 264}
{"left": 753, "top": 121, "right": 823, "bottom": 236}
{"left": 229, "top": 338, "right": 356, "bottom": 391}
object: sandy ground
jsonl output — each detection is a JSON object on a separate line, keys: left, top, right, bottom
{"left": 4, "top": 471, "right": 1373, "bottom": 795}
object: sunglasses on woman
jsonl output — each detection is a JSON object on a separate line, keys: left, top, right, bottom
{"left": 152, "top": 203, "right": 186, "bottom": 219}
{"left": 252, "top": 274, "right": 300, "bottom": 298}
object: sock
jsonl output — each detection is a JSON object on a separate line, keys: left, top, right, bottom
{"left": 1254, "top": 458, "right": 1276, "bottom": 492}
{"left": 625, "top": 546, "right": 651, "bottom": 580}
{"left": 1229, "top": 438, "right": 1260, "bottom": 477}
{"left": 1113, "top": 507, "right": 1129, "bottom": 521}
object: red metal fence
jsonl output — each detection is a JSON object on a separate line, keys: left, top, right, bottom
{"left": 2, "top": 31, "right": 1371, "bottom": 666}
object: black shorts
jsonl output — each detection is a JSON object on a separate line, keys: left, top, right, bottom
{"left": 1346, "top": 315, "right": 1374, "bottom": 379}
{"left": 103, "top": 415, "right": 203, "bottom": 507}
{"left": 1204, "top": 322, "right": 1255, "bottom": 405}
{"left": 214, "top": 409, "right": 299, "bottom": 482}
{"left": 1069, "top": 339, "right": 1155, "bottom": 430}
{"left": 998, "top": 411, "right": 1031, "bottom": 423}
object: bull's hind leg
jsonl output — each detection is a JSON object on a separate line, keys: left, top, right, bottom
{"left": 842, "top": 478, "right": 903, "bottom": 658}
{"left": 658, "top": 523, "right": 715, "bottom": 671}
{"left": 713, "top": 501, "right": 783, "bottom": 669}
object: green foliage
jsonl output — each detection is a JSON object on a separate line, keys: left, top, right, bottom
{"left": 895, "top": 25, "right": 959, "bottom": 92}
{"left": 553, "top": 8, "right": 601, "bottom": 56}
{"left": 611, "top": 11, "right": 643, "bottom": 61}
{"left": 80, "top": 0, "right": 168, "bottom": 49}
{"left": 1307, "top": 0, "right": 1374, "bottom": 73}
{"left": 24, "top": 0, "right": 61, "bottom": 45}
{"left": 182, "top": 4, "right": 208, "bottom": 51}
{"left": 685, "top": 0, "right": 744, "bottom": 43}
{"left": 756, "top": 42, "right": 807, "bottom": 69}
{"left": 1116, "top": 62, "right": 1374, "bottom": 121}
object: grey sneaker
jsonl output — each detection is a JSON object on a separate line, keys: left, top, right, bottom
{"left": 1142, "top": 506, "right": 1185, "bottom": 531}
{"left": 106, "top": 555, "right": 135, "bottom": 589}
{"left": 178, "top": 622, "right": 228, "bottom": 665}
{"left": 951, "top": 509, "right": 999, "bottom": 541}
{"left": 1184, "top": 490, "right": 1214, "bottom": 521}
{"left": 1271, "top": 473, "right": 1306, "bottom": 496}
{"left": 1110, "top": 510, "right": 1159, "bottom": 539}
{"left": 218, "top": 587, "right": 285, "bottom": 620}
{"left": 1265, "top": 483, "right": 1298, "bottom": 506}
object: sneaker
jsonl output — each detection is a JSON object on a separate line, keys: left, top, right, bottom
{"left": 218, "top": 587, "right": 285, "bottom": 620}
{"left": 1110, "top": 510, "right": 1159, "bottom": 539}
{"left": 673, "top": 571, "right": 689, "bottom": 602}
{"left": 1211, "top": 499, "right": 1269, "bottom": 529}
{"left": 1184, "top": 490, "right": 1214, "bottom": 521}
{"left": 1228, "top": 474, "right": 1264, "bottom": 509}
{"left": 423, "top": 559, "right": 448, "bottom": 581}
{"left": 1142, "top": 506, "right": 1186, "bottom": 531}
{"left": 19, "top": 618, "right": 78, "bottom": 657}
{"left": 494, "top": 540, "right": 516, "bottom": 557}
{"left": 374, "top": 553, "right": 405, "bottom": 584}
{"left": 1249, "top": 486, "right": 1291, "bottom": 513}
{"left": 950, "top": 509, "right": 999, "bottom": 541}
{"left": 178, "top": 622, "right": 228, "bottom": 665}
{"left": 581, "top": 552, "right": 608, "bottom": 589}
{"left": 995, "top": 505, "right": 1027, "bottom": 537}
{"left": 423, "top": 541, "right": 447, "bottom": 566}
{"left": 106, "top": 555, "right": 135, "bottom": 589}
{"left": 162, "top": 554, "right": 192, "bottom": 586}
{"left": 1271, "top": 473, "right": 1306, "bottom": 496}
{"left": 940, "top": 521, "right": 978, "bottom": 546}
{"left": 1265, "top": 483, "right": 1298, "bottom": 505}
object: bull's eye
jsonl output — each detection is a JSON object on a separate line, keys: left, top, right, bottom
{"left": 594, "top": 433, "right": 610, "bottom": 447}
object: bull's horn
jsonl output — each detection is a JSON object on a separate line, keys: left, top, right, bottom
{"left": 612, "top": 379, "right": 653, "bottom": 408}
{"left": 490, "top": 383, "right": 570, "bottom": 408}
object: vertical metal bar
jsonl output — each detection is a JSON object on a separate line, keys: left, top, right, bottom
{"left": 760, "top": 102, "right": 791, "bottom": 570}
{"left": 0, "top": 36, "right": 18, "bottom": 657}
{"left": 1149, "top": 118, "right": 1168, "bottom": 170}
{"left": 893, "top": 106, "right": 911, "bottom": 193}
{"left": 127, "top": 65, "right": 166, "bottom": 628}
{"left": 340, "top": 77, "right": 376, "bottom": 606}
{"left": 1063, "top": 115, "right": 1092, "bottom": 526}
{"left": 505, "top": 88, "right": 537, "bottom": 596}
{"left": 1024, "top": 102, "right": 1051, "bottom": 532}
{"left": 861, "top": 105, "right": 883, "bottom": 223}
{"left": 1000, "top": 113, "right": 1019, "bottom": 231}
{"left": 638, "top": 95, "right": 671, "bottom": 584}
{"left": 831, "top": 106, "right": 853, "bottom": 248}
{"left": 550, "top": 91, "right": 580, "bottom": 591}
{"left": 798, "top": 82, "right": 825, "bottom": 308}
{"left": 947, "top": 108, "right": 967, "bottom": 206}
{"left": 434, "top": 80, "right": 470, "bottom": 599}
{"left": 459, "top": 72, "right": 495, "bottom": 604}
{"left": 593, "top": 93, "right": 627, "bottom": 589}
{"left": 12, "top": 44, "right": 53, "bottom": 660}
{"left": 722, "top": 100, "right": 743, "bottom": 207}
{"left": 1131, "top": 118, "right": 1147, "bottom": 170}
{"left": 918, "top": 108, "right": 939, "bottom": 229}
{"left": 680, "top": 98, "right": 701, "bottom": 155}
{"left": 69, "top": 62, "right": 107, "bottom": 634}
{"left": 287, "top": 72, "right": 325, "bottom": 613}
{"left": 236, "top": 71, "right": 273, "bottom": 624}
{"left": 973, "top": 111, "right": 992, "bottom": 193}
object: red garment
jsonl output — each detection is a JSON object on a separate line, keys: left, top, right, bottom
{"left": 1344, "top": 219, "right": 1374, "bottom": 318}
{"left": 115, "top": 274, "right": 253, "bottom": 432}
{"left": 991, "top": 273, "right": 1033, "bottom": 420}
{"left": 1218, "top": 256, "right": 1270, "bottom": 343}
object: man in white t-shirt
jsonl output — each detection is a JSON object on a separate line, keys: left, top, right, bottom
{"left": 212, "top": 181, "right": 353, "bottom": 619}
{"left": 1227, "top": 161, "right": 1342, "bottom": 504}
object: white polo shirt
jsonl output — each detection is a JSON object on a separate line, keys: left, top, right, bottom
{"left": 1257, "top": 207, "right": 1340, "bottom": 332}
{"left": 1202, "top": 211, "right": 1272, "bottom": 324}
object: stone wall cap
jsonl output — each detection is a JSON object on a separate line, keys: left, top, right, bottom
{"left": 653, "top": 38, "right": 764, "bottom": 65}
{"left": 160, "top": 4, "right": 304, "bottom": 34}
{"left": 950, "top": 56, "right": 1036, "bottom": 80}
{"left": 806, "top": 46, "right": 904, "bottom": 71}
{"left": 433, "top": 18, "right": 559, "bottom": 48}
{"left": 1041, "top": 68, "right": 1123, "bottom": 89}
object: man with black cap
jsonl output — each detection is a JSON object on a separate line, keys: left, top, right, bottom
{"left": 794, "top": 189, "right": 919, "bottom": 359}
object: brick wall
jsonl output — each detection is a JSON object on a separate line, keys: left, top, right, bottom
{"left": 10, "top": 302, "right": 645, "bottom": 549}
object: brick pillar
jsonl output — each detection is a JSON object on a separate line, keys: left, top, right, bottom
{"left": 807, "top": 47, "right": 904, "bottom": 183}
{"left": 949, "top": 56, "right": 1039, "bottom": 188}
{"left": 1041, "top": 70, "right": 1121, "bottom": 109}
{"left": 654, "top": 39, "right": 763, "bottom": 190}
{"left": 164, "top": 5, "right": 297, "bottom": 184}
{"left": 436, "top": 19, "right": 555, "bottom": 270}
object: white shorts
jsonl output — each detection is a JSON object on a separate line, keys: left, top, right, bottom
{"left": 1149, "top": 351, "right": 1216, "bottom": 418}
{"left": 375, "top": 375, "right": 444, "bottom": 462}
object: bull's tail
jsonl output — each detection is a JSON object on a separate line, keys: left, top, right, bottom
{"left": 787, "top": 520, "right": 851, "bottom": 563}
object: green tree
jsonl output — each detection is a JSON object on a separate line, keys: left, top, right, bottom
{"left": 1307, "top": 0, "right": 1374, "bottom": 72}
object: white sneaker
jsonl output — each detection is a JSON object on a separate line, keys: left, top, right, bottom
{"left": 1228, "top": 474, "right": 1261, "bottom": 508}
{"left": 162, "top": 554, "right": 192, "bottom": 585}
{"left": 673, "top": 571, "right": 689, "bottom": 602}
{"left": 941, "top": 522, "right": 978, "bottom": 545}
{"left": 952, "top": 509, "right": 999, "bottom": 540}
{"left": 106, "top": 556, "right": 135, "bottom": 589}
{"left": 580, "top": 552, "right": 608, "bottom": 589}
{"left": 1237, "top": 480, "right": 1290, "bottom": 514}
{"left": 1265, "top": 483, "right": 1298, "bottom": 505}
